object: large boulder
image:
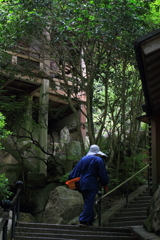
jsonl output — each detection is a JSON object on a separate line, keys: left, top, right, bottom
{"left": 42, "top": 186, "right": 83, "bottom": 224}
{"left": 24, "top": 183, "right": 59, "bottom": 217}
{"left": 2, "top": 141, "right": 38, "bottom": 172}
{"left": 19, "top": 212, "right": 36, "bottom": 223}
{"left": 144, "top": 186, "right": 160, "bottom": 235}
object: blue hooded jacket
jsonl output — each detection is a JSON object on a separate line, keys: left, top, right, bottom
{"left": 68, "top": 155, "right": 109, "bottom": 191}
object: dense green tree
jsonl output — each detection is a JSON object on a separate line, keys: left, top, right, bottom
{"left": 0, "top": 0, "right": 157, "bottom": 180}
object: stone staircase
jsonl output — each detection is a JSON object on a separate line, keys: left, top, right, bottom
{"left": 14, "top": 185, "right": 154, "bottom": 240}
{"left": 103, "top": 187, "right": 152, "bottom": 228}
{"left": 15, "top": 222, "right": 138, "bottom": 240}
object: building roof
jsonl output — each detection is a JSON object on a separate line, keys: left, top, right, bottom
{"left": 134, "top": 28, "right": 160, "bottom": 116}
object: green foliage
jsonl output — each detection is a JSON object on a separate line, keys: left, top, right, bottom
{"left": 59, "top": 172, "right": 70, "bottom": 184}
{"left": 108, "top": 176, "right": 120, "bottom": 188}
{"left": 0, "top": 173, "right": 13, "bottom": 200}
{"left": 109, "top": 151, "right": 148, "bottom": 190}
{"left": 144, "top": 0, "right": 160, "bottom": 28}
{"left": 0, "top": 112, "right": 11, "bottom": 149}
{"left": 0, "top": 0, "right": 157, "bottom": 179}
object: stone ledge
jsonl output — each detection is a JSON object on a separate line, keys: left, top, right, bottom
{"left": 132, "top": 226, "right": 160, "bottom": 240}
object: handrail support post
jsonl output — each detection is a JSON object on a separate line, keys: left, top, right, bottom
{"left": 98, "top": 190, "right": 102, "bottom": 226}
{"left": 2, "top": 218, "right": 8, "bottom": 240}
{"left": 126, "top": 182, "right": 129, "bottom": 208}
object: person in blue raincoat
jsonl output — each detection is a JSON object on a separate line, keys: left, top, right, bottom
{"left": 68, "top": 144, "right": 109, "bottom": 226}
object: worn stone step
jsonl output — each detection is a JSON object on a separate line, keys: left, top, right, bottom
{"left": 139, "top": 193, "right": 151, "bottom": 198}
{"left": 14, "top": 185, "right": 151, "bottom": 240}
{"left": 139, "top": 190, "right": 150, "bottom": 194}
{"left": 115, "top": 211, "right": 147, "bottom": 217}
{"left": 109, "top": 216, "right": 146, "bottom": 222}
{"left": 131, "top": 198, "right": 151, "bottom": 203}
{"left": 15, "top": 226, "right": 132, "bottom": 236}
{"left": 15, "top": 232, "right": 138, "bottom": 240}
{"left": 105, "top": 220, "right": 145, "bottom": 228}
{"left": 15, "top": 223, "right": 138, "bottom": 240}
{"left": 119, "top": 207, "right": 147, "bottom": 212}
{"left": 130, "top": 199, "right": 150, "bottom": 204}
{"left": 15, "top": 236, "right": 138, "bottom": 240}
{"left": 15, "top": 238, "right": 74, "bottom": 240}
{"left": 16, "top": 222, "right": 132, "bottom": 233}
{"left": 134, "top": 196, "right": 152, "bottom": 201}
{"left": 126, "top": 203, "right": 149, "bottom": 208}
{"left": 106, "top": 219, "right": 145, "bottom": 226}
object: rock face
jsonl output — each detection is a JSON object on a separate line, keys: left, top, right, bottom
{"left": 60, "top": 126, "right": 70, "bottom": 147}
{"left": 65, "top": 141, "right": 82, "bottom": 172}
{"left": 19, "top": 212, "right": 36, "bottom": 223}
{"left": 66, "top": 141, "right": 82, "bottom": 160}
{"left": 42, "top": 186, "right": 83, "bottom": 224}
{"left": 26, "top": 183, "right": 59, "bottom": 216}
{"left": 144, "top": 186, "right": 160, "bottom": 235}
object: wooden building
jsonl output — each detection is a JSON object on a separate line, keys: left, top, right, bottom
{"left": 134, "top": 28, "right": 160, "bottom": 193}
{"left": 0, "top": 43, "right": 86, "bottom": 173}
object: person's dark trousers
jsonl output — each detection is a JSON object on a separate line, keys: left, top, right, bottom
{"left": 79, "top": 189, "right": 97, "bottom": 225}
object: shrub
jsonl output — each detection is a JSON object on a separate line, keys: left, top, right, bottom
{"left": 0, "top": 173, "right": 13, "bottom": 200}
{"left": 0, "top": 112, "right": 12, "bottom": 150}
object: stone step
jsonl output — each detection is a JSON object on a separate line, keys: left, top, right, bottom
{"left": 15, "top": 223, "right": 138, "bottom": 240}
{"left": 134, "top": 196, "right": 152, "bottom": 201}
{"left": 126, "top": 203, "right": 149, "bottom": 208}
{"left": 115, "top": 211, "right": 147, "bottom": 217}
{"left": 130, "top": 199, "right": 151, "bottom": 204}
{"left": 15, "top": 237, "right": 75, "bottom": 240}
{"left": 105, "top": 220, "right": 145, "bottom": 228}
{"left": 101, "top": 187, "right": 152, "bottom": 229}
{"left": 15, "top": 226, "right": 132, "bottom": 236}
{"left": 15, "top": 232, "right": 138, "bottom": 240}
{"left": 119, "top": 207, "right": 147, "bottom": 212}
{"left": 139, "top": 194, "right": 151, "bottom": 198}
{"left": 109, "top": 216, "right": 146, "bottom": 222}
{"left": 15, "top": 236, "right": 138, "bottom": 240}
{"left": 14, "top": 185, "right": 151, "bottom": 240}
{"left": 139, "top": 191, "right": 151, "bottom": 195}
{"left": 131, "top": 198, "right": 151, "bottom": 202}
{"left": 16, "top": 223, "right": 133, "bottom": 233}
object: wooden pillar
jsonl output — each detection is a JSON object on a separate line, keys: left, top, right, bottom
{"left": 155, "top": 112, "right": 160, "bottom": 186}
{"left": 38, "top": 79, "right": 49, "bottom": 174}
{"left": 151, "top": 116, "right": 157, "bottom": 193}
{"left": 151, "top": 111, "right": 160, "bottom": 193}
{"left": 25, "top": 95, "right": 33, "bottom": 136}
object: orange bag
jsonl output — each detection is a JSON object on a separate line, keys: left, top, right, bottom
{"left": 65, "top": 177, "right": 81, "bottom": 190}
